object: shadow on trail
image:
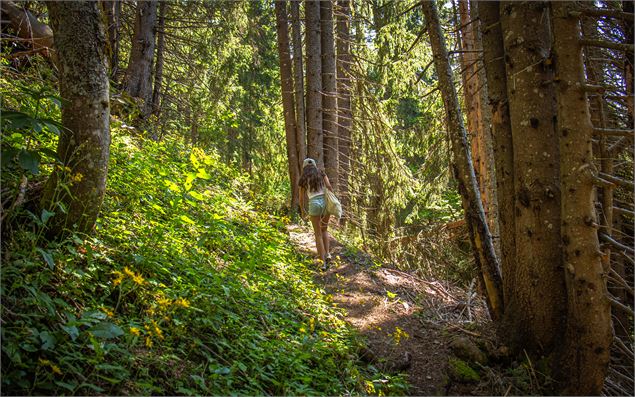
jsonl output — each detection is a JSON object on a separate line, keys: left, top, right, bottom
{"left": 287, "top": 223, "right": 491, "bottom": 396}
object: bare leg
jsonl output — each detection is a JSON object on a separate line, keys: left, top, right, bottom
{"left": 310, "top": 215, "right": 326, "bottom": 263}
{"left": 320, "top": 215, "right": 330, "bottom": 260}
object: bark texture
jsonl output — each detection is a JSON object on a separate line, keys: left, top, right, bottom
{"left": 290, "top": 0, "right": 307, "bottom": 169}
{"left": 422, "top": 0, "right": 503, "bottom": 321}
{"left": 337, "top": 0, "right": 352, "bottom": 218}
{"left": 305, "top": 0, "right": 323, "bottom": 165}
{"left": 551, "top": 3, "right": 612, "bottom": 394}
{"left": 500, "top": 1, "right": 566, "bottom": 354}
{"left": 458, "top": 1, "right": 498, "bottom": 252}
{"left": 480, "top": 1, "right": 516, "bottom": 312}
{"left": 101, "top": 0, "right": 121, "bottom": 80}
{"left": 42, "top": 1, "right": 110, "bottom": 236}
{"left": 321, "top": 0, "right": 338, "bottom": 191}
{"left": 151, "top": 1, "right": 167, "bottom": 117}
{"left": 124, "top": 0, "right": 157, "bottom": 118}
{"left": 275, "top": 0, "right": 301, "bottom": 215}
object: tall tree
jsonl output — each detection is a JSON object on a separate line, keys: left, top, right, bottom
{"left": 41, "top": 1, "right": 110, "bottom": 236}
{"left": 480, "top": 1, "right": 516, "bottom": 312}
{"left": 459, "top": 0, "right": 499, "bottom": 256}
{"left": 499, "top": 1, "right": 566, "bottom": 354}
{"left": 321, "top": 0, "right": 338, "bottom": 190}
{"left": 551, "top": 3, "right": 612, "bottom": 393}
{"left": 275, "top": 0, "right": 301, "bottom": 216}
{"left": 421, "top": 0, "right": 503, "bottom": 320}
{"left": 290, "top": 0, "right": 307, "bottom": 168}
{"left": 336, "top": 0, "right": 352, "bottom": 216}
{"left": 305, "top": 0, "right": 323, "bottom": 164}
{"left": 124, "top": 0, "right": 157, "bottom": 118}
{"left": 151, "top": 1, "right": 167, "bottom": 117}
{"left": 101, "top": 0, "right": 121, "bottom": 81}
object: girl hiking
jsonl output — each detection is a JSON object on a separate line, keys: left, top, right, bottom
{"left": 299, "top": 158, "right": 333, "bottom": 270}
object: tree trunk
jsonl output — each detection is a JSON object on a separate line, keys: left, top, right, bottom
{"left": 337, "top": 0, "right": 352, "bottom": 220}
{"left": 41, "top": 1, "right": 110, "bottom": 237}
{"left": 151, "top": 1, "right": 166, "bottom": 117}
{"left": 458, "top": 0, "right": 500, "bottom": 259}
{"left": 422, "top": 0, "right": 504, "bottom": 321}
{"left": 321, "top": 0, "right": 338, "bottom": 191}
{"left": 101, "top": 0, "right": 121, "bottom": 81}
{"left": 275, "top": 0, "right": 301, "bottom": 216}
{"left": 290, "top": 0, "right": 307, "bottom": 170}
{"left": 305, "top": 0, "right": 323, "bottom": 165}
{"left": 500, "top": 1, "right": 566, "bottom": 354}
{"left": 480, "top": 1, "right": 516, "bottom": 316}
{"left": 124, "top": 0, "right": 157, "bottom": 119}
{"left": 551, "top": 3, "right": 612, "bottom": 394}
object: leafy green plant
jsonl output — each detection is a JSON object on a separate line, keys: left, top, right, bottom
{"left": 2, "top": 125, "right": 408, "bottom": 395}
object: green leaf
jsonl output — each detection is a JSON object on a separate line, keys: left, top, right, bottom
{"left": 38, "top": 147, "right": 60, "bottom": 161}
{"left": 55, "top": 381, "right": 77, "bottom": 392}
{"left": 1, "top": 147, "right": 19, "bottom": 168}
{"left": 189, "top": 191, "right": 204, "bottom": 201}
{"left": 36, "top": 248, "right": 55, "bottom": 269}
{"left": 88, "top": 322, "right": 123, "bottom": 339}
{"left": 196, "top": 168, "right": 211, "bottom": 180}
{"left": 61, "top": 324, "right": 79, "bottom": 341}
{"left": 18, "top": 149, "right": 40, "bottom": 174}
{"left": 39, "top": 331, "right": 56, "bottom": 350}
{"left": 180, "top": 214, "right": 196, "bottom": 224}
{"left": 41, "top": 209, "right": 55, "bottom": 224}
{"left": 1, "top": 110, "right": 32, "bottom": 130}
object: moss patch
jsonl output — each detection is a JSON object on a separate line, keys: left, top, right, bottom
{"left": 448, "top": 357, "right": 480, "bottom": 382}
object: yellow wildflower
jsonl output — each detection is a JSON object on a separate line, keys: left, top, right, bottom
{"left": 131, "top": 273, "right": 145, "bottom": 285}
{"left": 38, "top": 358, "right": 51, "bottom": 366}
{"left": 112, "top": 271, "right": 124, "bottom": 286}
{"left": 151, "top": 320, "right": 163, "bottom": 339}
{"left": 145, "top": 336, "right": 153, "bottom": 347}
{"left": 50, "top": 364, "right": 62, "bottom": 375}
{"left": 157, "top": 297, "right": 171, "bottom": 307}
{"left": 71, "top": 172, "right": 83, "bottom": 182}
{"left": 123, "top": 267, "right": 135, "bottom": 277}
{"left": 174, "top": 298, "right": 190, "bottom": 308}
{"left": 101, "top": 307, "right": 114, "bottom": 317}
{"left": 130, "top": 327, "right": 141, "bottom": 336}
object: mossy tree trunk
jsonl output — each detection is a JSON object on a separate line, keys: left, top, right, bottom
{"left": 41, "top": 1, "right": 111, "bottom": 237}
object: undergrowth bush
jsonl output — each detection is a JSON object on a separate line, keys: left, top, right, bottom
{"left": 1, "top": 124, "right": 408, "bottom": 396}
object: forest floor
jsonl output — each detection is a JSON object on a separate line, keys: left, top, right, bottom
{"left": 287, "top": 223, "right": 503, "bottom": 396}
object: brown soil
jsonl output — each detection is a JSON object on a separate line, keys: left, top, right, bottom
{"left": 287, "top": 224, "right": 495, "bottom": 396}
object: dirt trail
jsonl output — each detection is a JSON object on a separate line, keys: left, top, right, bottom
{"left": 287, "top": 224, "right": 492, "bottom": 396}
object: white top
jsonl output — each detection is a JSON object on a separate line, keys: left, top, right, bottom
{"left": 307, "top": 187, "right": 324, "bottom": 199}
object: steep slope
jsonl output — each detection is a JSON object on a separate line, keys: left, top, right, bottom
{"left": 1, "top": 124, "right": 405, "bottom": 395}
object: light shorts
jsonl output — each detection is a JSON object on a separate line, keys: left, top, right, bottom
{"left": 308, "top": 194, "right": 326, "bottom": 216}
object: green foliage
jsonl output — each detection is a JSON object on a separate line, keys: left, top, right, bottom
{"left": 448, "top": 358, "right": 480, "bottom": 382}
{"left": 1, "top": 126, "right": 407, "bottom": 395}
